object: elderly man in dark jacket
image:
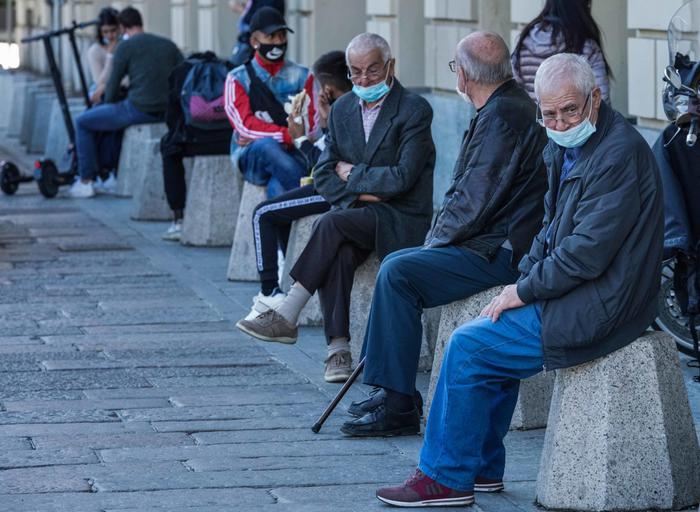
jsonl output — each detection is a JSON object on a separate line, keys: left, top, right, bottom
{"left": 341, "top": 31, "right": 548, "bottom": 438}
{"left": 237, "top": 32, "right": 435, "bottom": 383}
{"left": 376, "top": 52, "right": 663, "bottom": 508}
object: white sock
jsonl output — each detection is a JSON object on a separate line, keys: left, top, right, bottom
{"left": 275, "top": 282, "right": 311, "bottom": 325}
{"left": 328, "top": 337, "right": 350, "bottom": 356}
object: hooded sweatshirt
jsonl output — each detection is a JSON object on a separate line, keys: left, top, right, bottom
{"left": 511, "top": 23, "right": 610, "bottom": 102}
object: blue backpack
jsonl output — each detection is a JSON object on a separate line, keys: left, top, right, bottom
{"left": 180, "top": 55, "right": 231, "bottom": 130}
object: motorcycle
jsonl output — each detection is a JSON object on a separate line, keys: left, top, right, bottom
{"left": 654, "top": 0, "right": 700, "bottom": 380}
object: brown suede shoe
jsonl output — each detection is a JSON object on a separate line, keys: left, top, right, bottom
{"left": 236, "top": 309, "right": 298, "bottom": 344}
{"left": 376, "top": 469, "right": 474, "bottom": 507}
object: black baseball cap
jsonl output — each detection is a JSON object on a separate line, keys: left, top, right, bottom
{"left": 249, "top": 7, "right": 294, "bottom": 35}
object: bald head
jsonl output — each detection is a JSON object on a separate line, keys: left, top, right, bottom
{"left": 456, "top": 31, "right": 512, "bottom": 85}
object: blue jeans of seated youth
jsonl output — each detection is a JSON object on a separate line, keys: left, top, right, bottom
{"left": 238, "top": 137, "right": 307, "bottom": 199}
{"left": 75, "top": 99, "right": 158, "bottom": 180}
{"left": 419, "top": 303, "right": 544, "bottom": 492}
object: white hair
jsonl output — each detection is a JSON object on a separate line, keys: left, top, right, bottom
{"left": 345, "top": 33, "right": 392, "bottom": 64}
{"left": 534, "top": 53, "right": 596, "bottom": 99}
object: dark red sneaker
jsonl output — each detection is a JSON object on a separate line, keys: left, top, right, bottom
{"left": 474, "top": 476, "right": 504, "bottom": 493}
{"left": 376, "top": 469, "right": 474, "bottom": 507}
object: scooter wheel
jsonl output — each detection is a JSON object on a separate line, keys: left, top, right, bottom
{"left": 37, "top": 160, "right": 60, "bottom": 198}
{"left": 0, "top": 162, "right": 20, "bottom": 195}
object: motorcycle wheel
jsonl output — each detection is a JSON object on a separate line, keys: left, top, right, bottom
{"left": 654, "top": 263, "right": 697, "bottom": 355}
{"left": 36, "top": 160, "right": 60, "bottom": 198}
{"left": 0, "top": 162, "right": 20, "bottom": 195}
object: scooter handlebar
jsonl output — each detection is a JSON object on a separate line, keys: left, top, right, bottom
{"left": 21, "top": 19, "right": 98, "bottom": 43}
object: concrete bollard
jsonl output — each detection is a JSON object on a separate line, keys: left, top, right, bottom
{"left": 6, "top": 77, "right": 43, "bottom": 137}
{"left": 280, "top": 214, "right": 324, "bottom": 326}
{"left": 227, "top": 182, "right": 268, "bottom": 281}
{"left": 28, "top": 92, "right": 57, "bottom": 153}
{"left": 181, "top": 156, "right": 242, "bottom": 247}
{"left": 425, "top": 287, "right": 554, "bottom": 430}
{"left": 347, "top": 255, "right": 435, "bottom": 371}
{"left": 115, "top": 123, "right": 167, "bottom": 197}
{"left": 536, "top": 332, "right": 700, "bottom": 511}
{"left": 129, "top": 139, "right": 171, "bottom": 221}
{"left": 44, "top": 98, "right": 85, "bottom": 164}
{"left": 20, "top": 84, "right": 54, "bottom": 145}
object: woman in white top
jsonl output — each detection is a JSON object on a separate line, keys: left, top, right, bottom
{"left": 87, "top": 7, "right": 120, "bottom": 104}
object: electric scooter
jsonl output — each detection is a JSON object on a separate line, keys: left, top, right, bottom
{"left": 0, "top": 19, "right": 96, "bottom": 198}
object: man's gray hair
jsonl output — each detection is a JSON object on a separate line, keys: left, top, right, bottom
{"left": 534, "top": 53, "right": 595, "bottom": 99}
{"left": 456, "top": 31, "right": 512, "bottom": 85}
{"left": 346, "top": 33, "right": 392, "bottom": 64}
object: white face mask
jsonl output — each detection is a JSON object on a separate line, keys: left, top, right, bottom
{"left": 455, "top": 85, "right": 472, "bottom": 106}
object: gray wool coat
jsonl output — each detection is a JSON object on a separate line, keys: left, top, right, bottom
{"left": 313, "top": 80, "right": 436, "bottom": 260}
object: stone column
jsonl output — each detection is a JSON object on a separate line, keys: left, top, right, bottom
{"left": 170, "top": 0, "right": 198, "bottom": 54}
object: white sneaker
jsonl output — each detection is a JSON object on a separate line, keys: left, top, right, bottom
{"left": 162, "top": 220, "right": 183, "bottom": 242}
{"left": 242, "top": 289, "right": 287, "bottom": 321}
{"left": 95, "top": 173, "right": 117, "bottom": 195}
{"left": 68, "top": 179, "right": 95, "bottom": 198}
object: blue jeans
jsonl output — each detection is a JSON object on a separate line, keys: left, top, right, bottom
{"left": 238, "top": 138, "right": 307, "bottom": 199}
{"left": 75, "top": 99, "right": 157, "bottom": 180}
{"left": 361, "top": 246, "right": 520, "bottom": 396}
{"left": 419, "top": 303, "right": 544, "bottom": 492}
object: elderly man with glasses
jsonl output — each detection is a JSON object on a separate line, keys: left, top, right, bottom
{"left": 375, "top": 52, "right": 664, "bottom": 508}
{"left": 339, "top": 31, "right": 548, "bottom": 438}
{"left": 237, "top": 33, "right": 436, "bottom": 383}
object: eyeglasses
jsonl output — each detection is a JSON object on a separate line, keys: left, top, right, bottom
{"left": 347, "top": 60, "right": 390, "bottom": 82}
{"left": 536, "top": 93, "right": 592, "bottom": 128}
{"left": 448, "top": 60, "right": 456, "bottom": 73}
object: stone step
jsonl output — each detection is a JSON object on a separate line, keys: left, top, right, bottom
{"left": 426, "top": 286, "right": 554, "bottom": 430}
{"left": 181, "top": 155, "right": 242, "bottom": 247}
{"left": 227, "top": 182, "right": 267, "bottom": 282}
{"left": 536, "top": 332, "right": 700, "bottom": 511}
{"left": 115, "top": 123, "right": 168, "bottom": 198}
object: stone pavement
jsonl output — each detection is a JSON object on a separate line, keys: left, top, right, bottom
{"left": 0, "top": 158, "right": 698, "bottom": 511}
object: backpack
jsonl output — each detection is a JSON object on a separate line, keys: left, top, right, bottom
{"left": 180, "top": 55, "right": 231, "bottom": 130}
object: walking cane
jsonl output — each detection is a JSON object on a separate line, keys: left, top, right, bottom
{"left": 311, "top": 357, "right": 365, "bottom": 433}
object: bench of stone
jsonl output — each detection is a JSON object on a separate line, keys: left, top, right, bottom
{"left": 227, "top": 182, "right": 268, "bottom": 281}
{"left": 20, "top": 83, "right": 54, "bottom": 146}
{"left": 115, "top": 123, "right": 168, "bottom": 198}
{"left": 426, "top": 287, "right": 555, "bottom": 430}
{"left": 8, "top": 78, "right": 51, "bottom": 139}
{"left": 28, "top": 91, "right": 58, "bottom": 153}
{"left": 180, "top": 155, "right": 242, "bottom": 247}
{"left": 44, "top": 98, "right": 85, "bottom": 163}
{"left": 536, "top": 332, "right": 700, "bottom": 511}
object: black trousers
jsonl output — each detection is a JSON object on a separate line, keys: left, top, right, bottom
{"left": 162, "top": 140, "right": 231, "bottom": 212}
{"left": 290, "top": 207, "right": 377, "bottom": 342}
{"left": 253, "top": 184, "right": 331, "bottom": 292}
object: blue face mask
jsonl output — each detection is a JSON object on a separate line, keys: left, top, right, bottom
{"left": 353, "top": 68, "right": 391, "bottom": 103}
{"left": 545, "top": 94, "right": 597, "bottom": 148}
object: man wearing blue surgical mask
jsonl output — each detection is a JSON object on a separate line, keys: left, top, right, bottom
{"left": 376, "top": 52, "right": 663, "bottom": 508}
{"left": 237, "top": 33, "right": 436, "bottom": 384}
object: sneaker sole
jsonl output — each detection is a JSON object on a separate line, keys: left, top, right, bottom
{"left": 324, "top": 372, "right": 351, "bottom": 383}
{"left": 376, "top": 494, "right": 474, "bottom": 507}
{"left": 235, "top": 321, "right": 297, "bottom": 344}
{"left": 474, "top": 483, "right": 504, "bottom": 493}
{"left": 340, "top": 424, "right": 420, "bottom": 437}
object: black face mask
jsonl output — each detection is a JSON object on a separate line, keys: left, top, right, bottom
{"left": 257, "top": 42, "right": 287, "bottom": 62}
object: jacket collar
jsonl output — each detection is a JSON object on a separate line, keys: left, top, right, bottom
{"left": 252, "top": 53, "right": 285, "bottom": 78}
{"left": 543, "top": 101, "right": 614, "bottom": 181}
{"left": 478, "top": 79, "right": 517, "bottom": 113}
{"left": 344, "top": 79, "right": 404, "bottom": 164}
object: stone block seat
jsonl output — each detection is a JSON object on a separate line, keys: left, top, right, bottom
{"left": 28, "top": 91, "right": 57, "bottom": 153}
{"left": 7, "top": 77, "right": 51, "bottom": 138}
{"left": 115, "top": 123, "right": 168, "bottom": 198}
{"left": 426, "top": 287, "right": 555, "bottom": 430}
{"left": 129, "top": 139, "right": 170, "bottom": 221}
{"left": 19, "top": 81, "right": 54, "bottom": 144}
{"left": 227, "top": 182, "right": 267, "bottom": 281}
{"left": 44, "top": 98, "right": 85, "bottom": 164}
{"left": 181, "top": 155, "right": 243, "bottom": 247}
{"left": 536, "top": 332, "right": 700, "bottom": 511}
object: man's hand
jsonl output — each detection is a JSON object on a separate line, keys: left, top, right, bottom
{"left": 236, "top": 135, "right": 253, "bottom": 147}
{"left": 317, "top": 91, "right": 331, "bottom": 130}
{"left": 358, "top": 194, "right": 381, "bottom": 202}
{"left": 480, "top": 284, "right": 525, "bottom": 322}
{"left": 287, "top": 114, "right": 305, "bottom": 140}
{"left": 335, "top": 161, "right": 353, "bottom": 182}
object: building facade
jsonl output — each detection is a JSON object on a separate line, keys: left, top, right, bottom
{"left": 10, "top": 0, "right": 683, "bottom": 199}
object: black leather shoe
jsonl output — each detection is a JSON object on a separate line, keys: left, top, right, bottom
{"left": 347, "top": 388, "right": 424, "bottom": 417}
{"left": 340, "top": 404, "right": 420, "bottom": 437}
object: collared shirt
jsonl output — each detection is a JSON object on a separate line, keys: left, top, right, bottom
{"left": 359, "top": 95, "right": 387, "bottom": 142}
